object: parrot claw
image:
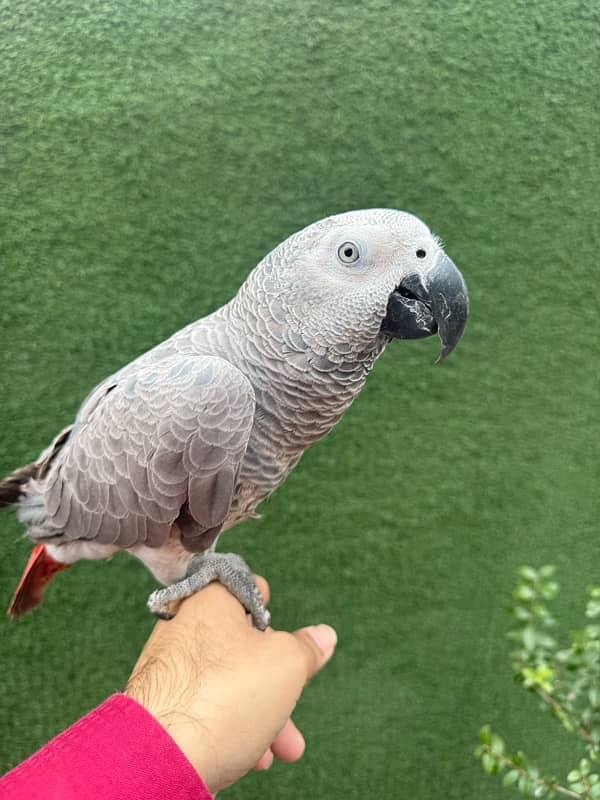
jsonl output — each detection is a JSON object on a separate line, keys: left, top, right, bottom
{"left": 151, "top": 608, "right": 176, "bottom": 621}
{"left": 147, "top": 552, "right": 270, "bottom": 630}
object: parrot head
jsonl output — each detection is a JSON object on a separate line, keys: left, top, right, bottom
{"left": 258, "top": 208, "right": 468, "bottom": 363}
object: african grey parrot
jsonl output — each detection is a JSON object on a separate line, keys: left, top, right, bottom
{"left": 1, "top": 209, "right": 468, "bottom": 628}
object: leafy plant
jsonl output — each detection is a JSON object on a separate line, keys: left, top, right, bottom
{"left": 475, "top": 566, "right": 600, "bottom": 798}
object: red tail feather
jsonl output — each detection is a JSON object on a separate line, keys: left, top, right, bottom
{"left": 8, "top": 545, "right": 70, "bottom": 618}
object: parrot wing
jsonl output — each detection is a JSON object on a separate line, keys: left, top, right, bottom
{"left": 39, "top": 354, "right": 256, "bottom": 552}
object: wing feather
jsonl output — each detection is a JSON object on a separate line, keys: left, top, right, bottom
{"left": 37, "top": 355, "right": 255, "bottom": 551}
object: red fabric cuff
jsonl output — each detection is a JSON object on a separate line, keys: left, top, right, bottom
{"left": 0, "top": 693, "right": 212, "bottom": 800}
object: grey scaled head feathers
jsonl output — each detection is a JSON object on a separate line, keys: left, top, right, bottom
{"left": 240, "top": 208, "right": 469, "bottom": 365}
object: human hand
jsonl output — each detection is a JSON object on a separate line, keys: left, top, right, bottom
{"left": 124, "top": 576, "right": 337, "bottom": 794}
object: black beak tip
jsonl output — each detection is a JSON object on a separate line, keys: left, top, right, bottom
{"left": 435, "top": 306, "right": 468, "bottom": 363}
{"left": 429, "top": 265, "right": 469, "bottom": 364}
{"left": 435, "top": 344, "right": 455, "bottom": 364}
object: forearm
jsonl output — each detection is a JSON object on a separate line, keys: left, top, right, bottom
{"left": 0, "top": 694, "right": 211, "bottom": 800}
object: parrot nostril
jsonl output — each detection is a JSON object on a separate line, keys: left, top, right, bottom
{"left": 395, "top": 273, "right": 430, "bottom": 306}
{"left": 395, "top": 275, "right": 429, "bottom": 305}
{"left": 396, "top": 284, "right": 417, "bottom": 301}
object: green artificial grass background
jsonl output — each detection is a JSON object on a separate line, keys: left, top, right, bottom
{"left": 1, "top": 0, "right": 599, "bottom": 796}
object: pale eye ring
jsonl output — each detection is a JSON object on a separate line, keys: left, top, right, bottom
{"left": 337, "top": 241, "right": 360, "bottom": 264}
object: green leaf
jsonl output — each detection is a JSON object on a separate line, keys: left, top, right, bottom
{"left": 519, "top": 567, "right": 539, "bottom": 581}
{"left": 523, "top": 626, "right": 537, "bottom": 651}
{"left": 580, "top": 759, "right": 591, "bottom": 776}
{"left": 482, "top": 753, "right": 496, "bottom": 775}
{"left": 541, "top": 581, "right": 559, "bottom": 599}
{"left": 532, "top": 603, "right": 549, "bottom": 620}
{"left": 537, "top": 634, "right": 557, "bottom": 649}
{"left": 540, "top": 566, "right": 556, "bottom": 578}
{"left": 514, "top": 751, "right": 528, "bottom": 768}
{"left": 503, "top": 770, "right": 520, "bottom": 787}
{"left": 567, "top": 770, "right": 581, "bottom": 783}
{"left": 479, "top": 725, "right": 492, "bottom": 744}
{"left": 522, "top": 665, "right": 554, "bottom": 692}
{"left": 518, "top": 774, "right": 532, "bottom": 794}
{"left": 515, "top": 585, "right": 536, "bottom": 601}
{"left": 587, "top": 601, "right": 600, "bottom": 619}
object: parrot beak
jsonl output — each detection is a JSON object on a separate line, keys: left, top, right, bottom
{"left": 380, "top": 252, "right": 469, "bottom": 362}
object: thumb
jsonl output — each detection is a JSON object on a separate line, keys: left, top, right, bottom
{"left": 292, "top": 624, "right": 338, "bottom": 681}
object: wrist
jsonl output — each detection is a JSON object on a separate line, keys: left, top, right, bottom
{"left": 124, "top": 677, "right": 219, "bottom": 790}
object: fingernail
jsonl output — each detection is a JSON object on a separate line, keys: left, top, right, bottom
{"left": 307, "top": 624, "right": 338, "bottom": 656}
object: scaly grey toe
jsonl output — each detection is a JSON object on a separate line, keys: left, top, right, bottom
{"left": 146, "top": 552, "right": 271, "bottom": 630}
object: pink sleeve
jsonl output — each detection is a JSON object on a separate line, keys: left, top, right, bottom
{"left": 0, "top": 693, "right": 212, "bottom": 800}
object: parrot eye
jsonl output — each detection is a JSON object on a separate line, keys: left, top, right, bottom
{"left": 337, "top": 242, "right": 360, "bottom": 264}
{"left": 416, "top": 249, "right": 427, "bottom": 259}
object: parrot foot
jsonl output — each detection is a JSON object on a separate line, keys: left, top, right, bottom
{"left": 146, "top": 552, "right": 271, "bottom": 630}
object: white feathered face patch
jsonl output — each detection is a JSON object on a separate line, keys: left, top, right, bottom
{"left": 259, "top": 208, "right": 468, "bottom": 361}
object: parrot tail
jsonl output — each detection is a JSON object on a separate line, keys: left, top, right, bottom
{"left": 1, "top": 425, "right": 73, "bottom": 509}
{"left": 0, "top": 462, "right": 39, "bottom": 507}
{"left": 7, "top": 544, "right": 70, "bottom": 619}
